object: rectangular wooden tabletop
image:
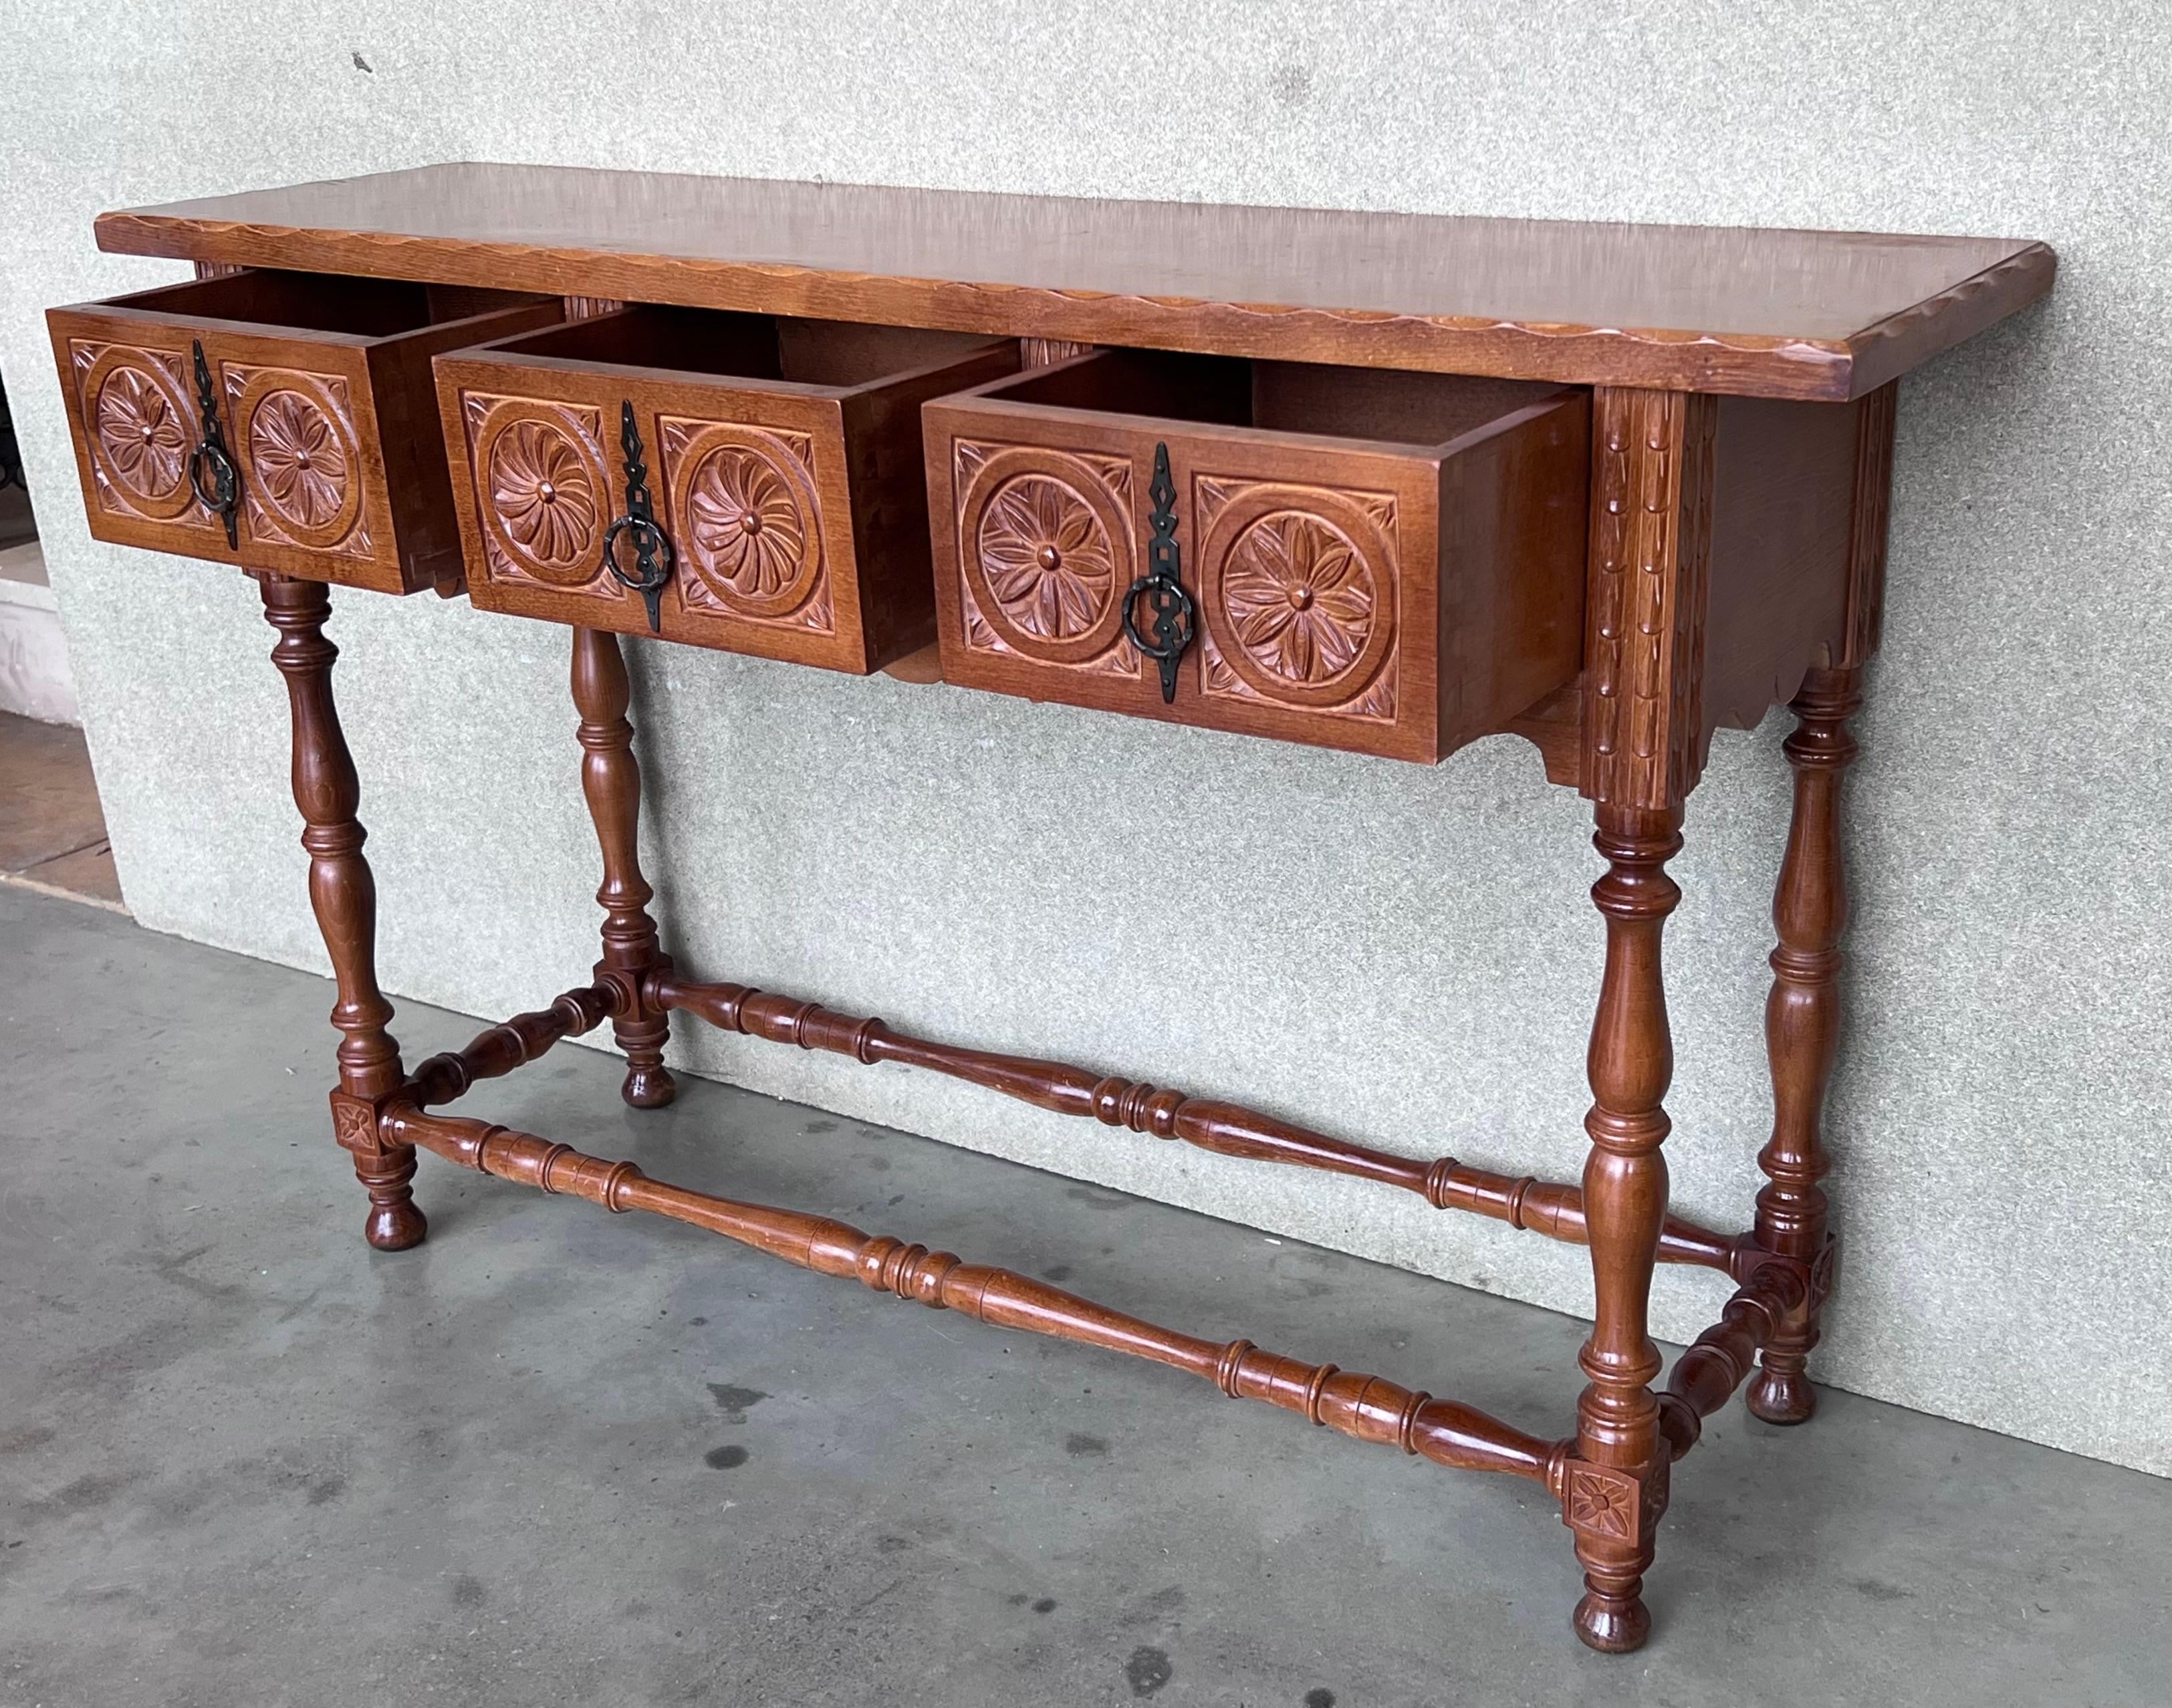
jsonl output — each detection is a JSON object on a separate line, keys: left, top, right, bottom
{"left": 96, "top": 162, "right": 2053, "bottom": 402}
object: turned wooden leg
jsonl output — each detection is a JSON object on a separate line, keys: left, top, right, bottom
{"left": 1567, "top": 803, "right": 1683, "bottom": 1653}
{"left": 570, "top": 626, "right": 675, "bottom": 1108}
{"left": 1746, "top": 664, "right": 1860, "bottom": 1423}
{"left": 260, "top": 574, "right": 424, "bottom": 1252}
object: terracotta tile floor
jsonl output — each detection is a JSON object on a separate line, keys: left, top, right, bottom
{"left": 0, "top": 710, "right": 124, "bottom": 908}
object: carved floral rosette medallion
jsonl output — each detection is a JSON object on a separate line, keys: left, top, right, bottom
{"left": 955, "top": 440, "right": 1136, "bottom": 677}
{"left": 465, "top": 394, "right": 613, "bottom": 594}
{"left": 1559, "top": 1455, "right": 1667, "bottom": 1550}
{"left": 226, "top": 365, "right": 370, "bottom": 556}
{"left": 1196, "top": 477, "right": 1399, "bottom": 721}
{"left": 330, "top": 1092, "right": 382, "bottom": 1157}
{"left": 660, "top": 418, "right": 830, "bottom": 631}
{"left": 72, "top": 342, "right": 205, "bottom": 526}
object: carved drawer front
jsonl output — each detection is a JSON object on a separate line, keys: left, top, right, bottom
{"left": 435, "top": 308, "right": 1016, "bottom": 672}
{"left": 47, "top": 271, "right": 557, "bottom": 593}
{"left": 925, "top": 351, "right": 1590, "bottom": 763}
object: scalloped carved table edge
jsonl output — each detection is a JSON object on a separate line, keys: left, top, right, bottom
{"left": 96, "top": 163, "right": 2056, "bottom": 402}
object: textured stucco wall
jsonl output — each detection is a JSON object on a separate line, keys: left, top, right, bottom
{"left": 3, "top": 2, "right": 2165, "bottom": 1474}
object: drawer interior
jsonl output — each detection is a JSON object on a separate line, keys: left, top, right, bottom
{"left": 122, "top": 270, "right": 541, "bottom": 337}
{"left": 481, "top": 307, "right": 1001, "bottom": 386}
{"left": 988, "top": 350, "right": 1564, "bottom": 451}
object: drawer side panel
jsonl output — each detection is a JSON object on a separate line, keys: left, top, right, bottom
{"left": 1437, "top": 392, "right": 1591, "bottom": 750}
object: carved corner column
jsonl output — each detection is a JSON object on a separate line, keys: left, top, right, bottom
{"left": 1745, "top": 381, "right": 1893, "bottom": 1423}
{"left": 259, "top": 573, "right": 424, "bottom": 1251}
{"left": 570, "top": 626, "right": 675, "bottom": 1108}
{"left": 1561, "top": 387, "right": 1715, "bottom": 1653}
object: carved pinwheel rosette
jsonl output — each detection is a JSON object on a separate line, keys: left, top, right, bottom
{"left": 225, "top": 365, "right": 368, "bottom": 554}
{"left": 74, "top": 342, "right": 202, "bottom": 523}
{"left": 660, "top": 419, "right": 826, "bottom": 626}
{"left": 467, "top": 396, "right": 612, "bottom": 589}
{"left": 955, "top": 442, "right": 1135, "bottom": 667}
{"left": 1197, "top": 478, "right": 1399, "bottom": 713}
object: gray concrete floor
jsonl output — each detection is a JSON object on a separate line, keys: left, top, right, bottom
{"left": 2, "top": 884, "right": 2166, "bottom": 1708}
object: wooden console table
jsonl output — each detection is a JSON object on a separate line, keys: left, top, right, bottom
{"left": 51, "top": 164, "right": 2053, "bottom": 1652}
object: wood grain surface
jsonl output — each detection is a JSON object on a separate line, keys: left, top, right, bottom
{"left": 96, "top": 163, "right": 2054, "bottom": 400}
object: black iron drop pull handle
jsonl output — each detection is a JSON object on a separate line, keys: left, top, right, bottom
{"left": 187, "top": 340, "right": 240, "bottom": 548}
{"left": 602, "top": 400, "right": 675, "bottom": 632}
{"left": 1122, "top": 442, "right": 1196, "bottom": 704}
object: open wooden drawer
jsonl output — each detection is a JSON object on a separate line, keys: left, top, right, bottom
{"left": 47, "top": 270, "right": 558, "bottom": 592}
{"left": 434, "top": 308, "right": 1018, "bottom": 673}
{"left": 924, "top": 351, "right": 1592, "bottom": 761}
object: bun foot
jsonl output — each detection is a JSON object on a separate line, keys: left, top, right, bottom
{"left": 622, "top": 1064, "right": 677, "bottom": 1108}
{"left": 364, "top": 1198, "right": 428, "bottom": 1251}
{"left": 1747, "top": 1366, "right": 1818, "bottom": 1425}
{"left": 356, "top": 1147, "right": 426, "bottom": 1251}
{"left": 1573, "top": 1588, "right": 1651, "bottom": 1653}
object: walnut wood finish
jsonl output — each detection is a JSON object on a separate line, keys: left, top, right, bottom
{"left": 435, "top": 310, "right": 1017, "bottom": 672}
{"left": 98, "top": 163, "right": 2052, "bottom": 400}
{"left": 403, "top": 983, "right": 612, "bottom": 1108}
{"left": 570, "top": 626, "right": 675, "bottom": 1108}
{"left": 1564, "top": 390, "right": 1712, "bottom": 1651}
{"left": 1745, "top": 665, "right": 1860, "bottom": 1423}
{"left": 1569, "top": 802, "right": 1685, "bottom": 1652}
{"left": 258, "top": 573, "right": 422, "bottom": 1251}
{"left": 1733, "top": 385, "right": 1891, "bottom": 1421}
{"left": 1510, "top": 382, "right": 1900, "bottom": 794}
{"left": 650, "top": 972, "right": 1739, "bottom": 1269}
{"left": 1580, "top": 388, "right": 1719, "bottom": 810}
{"left": 1564, "top": 400, "right": 1711, "bottom": 1651}
{"left": 51, "top": 165, "right": 2047, "bottom": 1659}
{"left": 49, "top": 271, "right": 554, "bottom": 592}
{"left": 1656, "top": 1266, "right": 1806, "bottom": 1461}
{"left": 380, "top": 1101, "right": 1566, "bottom": 1484}
{"left": 925, "top": 350, "right": 1588, "bottom": 761}
{"left": 1568, "top": 387, "right": 1714, "bottom": 1654}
